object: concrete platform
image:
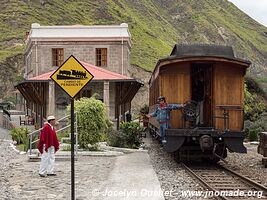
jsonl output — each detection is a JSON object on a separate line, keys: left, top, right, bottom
{"left": 103, "top": 151, "right": 164, "bottom": 200}
{"left": 28, "top": 149, "right": 124, "bottom": 161}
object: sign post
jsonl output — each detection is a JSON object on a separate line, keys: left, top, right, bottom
{"left": 50, "top": 55, "right": 94, "bottom": 200}
{"left": 70, "top": 98, "right": 75, "bottom": 199}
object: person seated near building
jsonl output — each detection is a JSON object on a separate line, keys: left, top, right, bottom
{"left": 125, "top": 110, "right": 132, "bottom": 122}
{"left": 147, "top": 96, "right": 185, "bottom": 144}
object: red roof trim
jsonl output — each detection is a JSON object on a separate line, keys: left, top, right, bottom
{"left": 28, "top": 61, "right": 134, "bottom": 81}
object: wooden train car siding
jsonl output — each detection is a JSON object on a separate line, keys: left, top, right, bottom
{"left": 213, "top": 63, "right": 245, "bottom": 131}
{"left": 160, "top": 63, "right": 191, "bottom": 128}
{"left": 149, "top": 77, "right": 160, "bottom": 129}
{"left": 149, "top": 44, "right": 250, "bottom": 134}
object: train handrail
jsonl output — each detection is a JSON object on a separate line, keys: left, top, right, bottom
{"left": 213, "top": 105, "right": 244, "bottom": 131}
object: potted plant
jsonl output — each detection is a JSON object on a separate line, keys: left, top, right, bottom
{"left": 140, "top": 105, "right": 149, "bottom": 127}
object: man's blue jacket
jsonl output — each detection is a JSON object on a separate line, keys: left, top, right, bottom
{"left": 150, "top": 103, "right": 183, "bottom": 123}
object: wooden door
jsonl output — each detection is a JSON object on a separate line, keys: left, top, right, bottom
{"left": 160, "top": 64, "right": 191, "bottom": 128}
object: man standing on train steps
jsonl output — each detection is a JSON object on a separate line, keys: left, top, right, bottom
{"left": 37, "top": 115, "right": 59, "bottom": 177}
{"left": 147, "top": 96, "right": 184, "bottom": 144}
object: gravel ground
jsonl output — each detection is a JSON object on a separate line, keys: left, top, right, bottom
{"left": 145, "top": 134, "right": 208, "bottom": 200}
{"left": 1, "top": 153, "right": 116, "bottom": 200}
{"left": 220, "top": 143, "right": 267, "bottom": 187}
{"left": 0, "top": 140, "right": 19, "bottom": 199}
{"left": 0, "top": 126, "right": 12, "bottom": 140}
{"left": 0, "top": 128, "right": 117, "bottom": 200}
{"left": 145, "top": 134, "right": 267, "bottom": 200}
{"left": 2, "top": 125, "right": 266, "bottom": 200}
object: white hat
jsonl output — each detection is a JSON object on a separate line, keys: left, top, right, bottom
{"left": 47, "top": 115, "right": 56, "bottom": 121}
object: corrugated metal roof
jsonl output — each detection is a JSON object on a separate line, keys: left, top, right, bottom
{"left": 28, "top": 61, "right": 134, "bottom": 82}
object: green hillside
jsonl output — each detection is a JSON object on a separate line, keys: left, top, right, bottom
{"left": 0, "top": 0, "right": 267, "bottom": 95}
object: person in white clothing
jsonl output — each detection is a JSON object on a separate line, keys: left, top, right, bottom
{"left": 37, "top": 116, "right": 59, "bottom": 177}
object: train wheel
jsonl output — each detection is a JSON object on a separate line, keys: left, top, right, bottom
{"left": 202, "top": 156, "right": 220, "bottom": 163}
{"left": 203, "top": 144, "right": 227, "bottom": 163}
{"left": 173, "top": 150, "right": 181, "bottom": 162}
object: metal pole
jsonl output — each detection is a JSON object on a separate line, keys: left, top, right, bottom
{"left": 29, "top": 134, "right": 32, "bottom": 155}
{"left": 71, "top": 98, "right": 75, "bottom": 200}
{"left": 75, "top": 112, "right": 78, "bottom": 155}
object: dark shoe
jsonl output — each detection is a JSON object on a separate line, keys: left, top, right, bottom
{"left": 39, "top": 174, "right": 46, "bottom": 177}
{"left": 47, "top": 173, "right": 57, "bottom": 176}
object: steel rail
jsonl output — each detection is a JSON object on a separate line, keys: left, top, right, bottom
{"left": 182, "top": 163, "right": 228, "bottom": 200}
{"left": 182, "top": 162, "right": 267, "bottom": 200}
{"left": 217, "top": 164, "right": 267, "bottom": 195}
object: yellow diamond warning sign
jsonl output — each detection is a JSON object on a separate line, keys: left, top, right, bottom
{"left": 50, "top": 55, "right": 94, "bottom": 98}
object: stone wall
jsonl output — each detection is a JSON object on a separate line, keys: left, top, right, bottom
{"left": 128, "top": 64, "right": 151, "bottom": 115}
{"left": 53, "top": 81, "right": 116, "bottom": 119}
{"left": 25, "top": 41, "right": 130, "bottom": 78}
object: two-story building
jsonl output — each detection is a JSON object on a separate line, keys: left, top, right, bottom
{"left": 16, "top": 23, "right": 142, "bottom": 127}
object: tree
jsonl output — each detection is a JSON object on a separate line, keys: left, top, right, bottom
{"left": 70, "top": 96, "right": 110, "bottom": 149}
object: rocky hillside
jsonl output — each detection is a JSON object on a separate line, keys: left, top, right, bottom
{"left": 0, "top": 0, "right": 267, "bottom": 99}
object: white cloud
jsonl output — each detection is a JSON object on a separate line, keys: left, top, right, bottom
{"left": 228, "top": 0, "right": 267, "bottom": 27}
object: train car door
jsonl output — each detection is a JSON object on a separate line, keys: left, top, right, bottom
{"left": 191, "top": 63, "right": 213, "bottom": 127}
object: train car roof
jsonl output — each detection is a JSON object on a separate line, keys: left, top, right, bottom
{"left": 149, "top": 44, "right": 251, "bottom": 84}
{"left": 171, "top": 44, "right": 235, "bottom": 58}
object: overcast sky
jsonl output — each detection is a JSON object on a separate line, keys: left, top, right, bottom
{"left": 228, "top": 0, "right": 267, "bottom": 27}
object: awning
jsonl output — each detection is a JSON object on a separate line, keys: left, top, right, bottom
{"left": 16, "top": 61, "right": 143, "bottom": 104}
{"left": 25, "top": 61, "right": 142, "bottom": 83}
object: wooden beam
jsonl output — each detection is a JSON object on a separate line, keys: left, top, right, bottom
{"left": 17, "top": 84, "right": 35, "bottom": 103}
{"left": 29, "top": 83, "right": 43, "bottom": 104}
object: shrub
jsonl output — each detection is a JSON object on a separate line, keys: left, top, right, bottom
{"left": 69, "top": 96, "right": 111, "bottom": 149}
{"left": 244, "top": 115, "right": 267, "bottom": 141}
{"left": 11, "top": 127, "right": 30, "bottom": 151}
{"left": 140, "top": 104, "right": 149, "bottom": 114}
{"left": 57, "top": 131, "right": 71, "bottom": 144}
{"left": 108, "top": 121, "right": 143, "bottom": 149}
{"left": 101, "top": 119, "right": 114, "bottom": 142}
{"left": 244, "top": 84, "right": 266, "bottom": 121}
{"left": 248, "top": 128, "right": 260, "bottom": 141}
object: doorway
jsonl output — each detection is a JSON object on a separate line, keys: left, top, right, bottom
{"left": 191, "top": 63, "right": 213, "bottom": 127}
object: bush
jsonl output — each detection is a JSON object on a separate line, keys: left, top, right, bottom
{"left": 57, "top": 131, "right": 71, "bottom": 144}
{"left": 244, "top": 84, "right": 266, "bottom": 121}
{"left": 69, "top": 96, "right": 112, "bottom": 149}
{"left": 140, "top": 104, "right": 149, "bottom": 114}
{"left": 101, "top": 119, "right": 114, "bottom": 142}
{"left": 11, "top": 127, "right": 30, "bottom": 151}
{"left": 244, "top": 114, "right": 267, "bottom": 141}
{"left": 108, "top": 121, "right": 143, "bottom": 149}
{"left": 3, "top": 96, "right": 16, "bottom": 109}
{"left": 248, "top": 128, "right": 260, "bottom": 141}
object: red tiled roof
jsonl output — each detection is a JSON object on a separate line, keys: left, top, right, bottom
{"left": 28, "top": 61, "right": 133, "bottom": 81}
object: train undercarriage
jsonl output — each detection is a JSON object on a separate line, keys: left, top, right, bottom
{"left": 149, "top": 124, "right": 247, "bottom": 163}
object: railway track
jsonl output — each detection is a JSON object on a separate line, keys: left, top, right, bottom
{"left": 182, "top": 162, "right": 267, "bottom": 199}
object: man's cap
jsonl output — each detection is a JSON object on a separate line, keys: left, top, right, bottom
{"left": 47, "top": 115, "right": 56, "bottom": 121}
{"left": 158, "top": 96, "right": 165, "bottom": 101}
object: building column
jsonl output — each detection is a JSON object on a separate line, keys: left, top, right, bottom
{"left": 103, "top": 81, "right": 110, "bottom": 117}
{"left": 48, "top": 81, "right": 55, "bottom": 116}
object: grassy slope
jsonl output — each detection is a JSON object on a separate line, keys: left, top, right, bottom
{"left": 0, "top": 0, "right": 266, "bottom": 73}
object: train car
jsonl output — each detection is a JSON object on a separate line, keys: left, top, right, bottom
{"left": 148, "top": 44, "right": 251, "bottom": 162}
